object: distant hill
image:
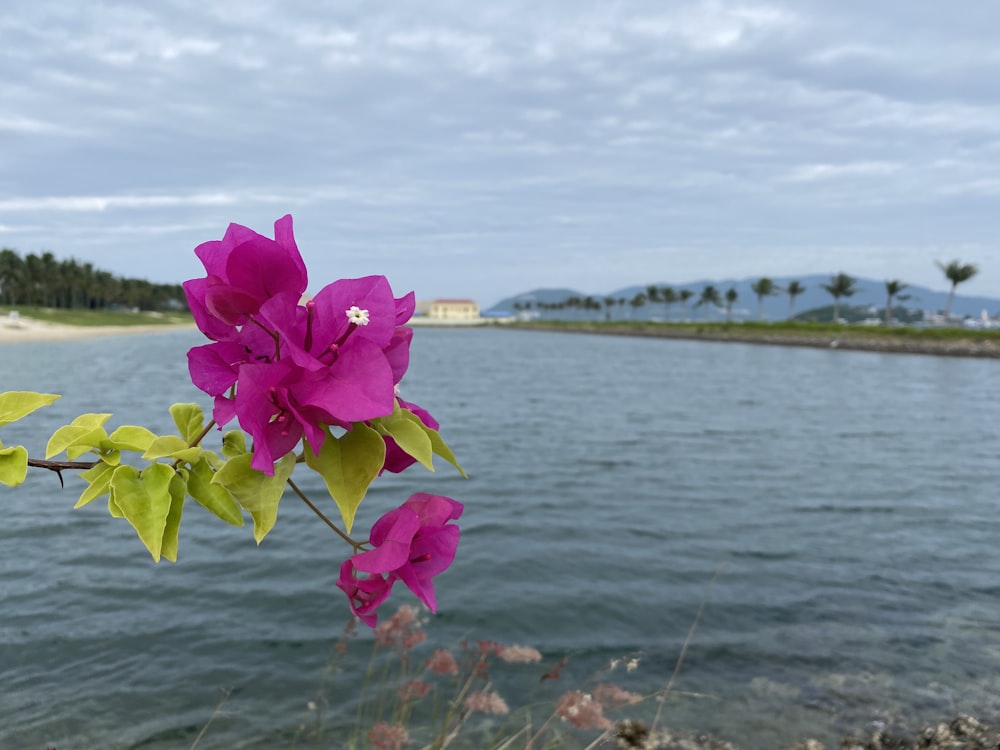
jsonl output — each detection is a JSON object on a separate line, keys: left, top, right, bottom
{"left": 489, "top": 276, "right": 999, "bottom": 322}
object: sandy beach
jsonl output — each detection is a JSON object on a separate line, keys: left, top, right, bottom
{"left": 0, "top": 316, "right": 195, "bottom": 344}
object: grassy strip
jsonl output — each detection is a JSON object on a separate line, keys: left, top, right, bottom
{"left": 1, "top": 305, "right": 192, "bottom": 328}
{"left": 511, "top": 319, "right": 1000, "bottom": 343}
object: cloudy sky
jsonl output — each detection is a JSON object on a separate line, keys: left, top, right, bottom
{"left": 2, "top": 1, "right": 998, "bottom": 306}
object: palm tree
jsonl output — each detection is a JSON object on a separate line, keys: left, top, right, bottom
{"left": 661, "top": 286, "right": 677, "bottom": 321}
{"left": 935, "top": 259, "right": 978, "bottom": 320}
{"left": 750, "top": 277, "right": 779, "bottom": 320}
{"left": 724, "top": 287, "right": 738, "bottom": 323}
{"left": 603, "top": 296, "right": 616, "bottom": 321}
{"left": 678, "top": 289, "right": 694, "bottom": 320}
{"left": 694, "top": 285, "right": 722, "bottom": 319}
{"left": 629, "top": 292, "right": 647, "bottom": 320}
{"left": 645, "top": 286, "right": 661, "bottom": 322}
{"left": 785, "top": 280, "right": 806, "bottom": 319}
{"left": 883, "top": 279, "right": 909, "bottom": 326}
{"left": 821, "top": 273, "right": 858, "bottom": 323}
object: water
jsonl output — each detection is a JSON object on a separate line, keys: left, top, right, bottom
{"left": 1, "top": 328, "right": 999, "bottom": 749}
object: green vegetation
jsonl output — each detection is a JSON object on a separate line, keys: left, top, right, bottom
{"left": 1, "top": 305, "right": 192, "bottom": 327}
{"left": 936, "top": 259, "right": 979, "bottom": 319}
{"left": 508, "top": 318, "right": 1000, "bottom": 344}
{"left": 0, "top": 247, "right": 187, "bottom": 312}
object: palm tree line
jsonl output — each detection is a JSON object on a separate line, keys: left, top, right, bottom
{"left": 510, "top": 259, "right": 980, "bottom": 325}
{"left": 0, "top": 248, "right": 187, "bottom": 311}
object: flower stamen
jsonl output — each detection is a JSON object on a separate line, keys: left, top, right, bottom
{"left": 346, "top": 305, "right": 370, "bottom": 326}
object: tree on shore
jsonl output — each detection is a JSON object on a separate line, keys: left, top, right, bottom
{"left": 821, "top": 273, "right": 858, "bottom": 323}
{"left": 695, "top": 285, "right": 722, "bottom": 319}
{"left": 724, "top": 287, "right": 738, "bottom": 323}
{"left": 935, "top": 259, "right": 978, "bottom": 320}
{"left": 0, "top": 246, "right": 186, "bottom": 311}
{"left": 661, "top": 286, "right": 677, "bottom": 321}
{"left": 646, "top": 285, "right": 661, "bottom": 317}
{"left": 678, "top": 289, "right": 694, "bottom": 320}
{"left": 785, "top": 280, "right": 806, "bottom": 319}
{"left": 750, "top": 277, "right": 779, "bottom": 320}
{"left": 629, "top": 292, "right": 647, "bottom": 319}
{"left": 883, "top": 279, "right": 909, "bottom": 326}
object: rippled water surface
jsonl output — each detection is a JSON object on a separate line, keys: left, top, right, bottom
{"left": 2, "top": 328, "right": 999, "bottom": 749}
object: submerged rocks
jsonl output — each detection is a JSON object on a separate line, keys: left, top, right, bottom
{"left": 615, "top": 715, "right": 1000, "bottom": 750}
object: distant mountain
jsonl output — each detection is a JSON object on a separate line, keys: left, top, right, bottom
{"left": 488, "top": 276, "right": 999, "bottom": 322}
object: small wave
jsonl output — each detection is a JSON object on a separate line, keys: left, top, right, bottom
{"left": 794, "top": 504, "right": 899, "bottom": 514}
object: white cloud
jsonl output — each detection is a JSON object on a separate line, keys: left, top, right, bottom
{"left": 0, "top": 115, "right": 84, "bottom": 135}
{"left": 784, "top": 162, "right": 901, "bottom": 182}
{"left": 626, "top": 1, "right": 797, "bottom": 49}
{"left": 0, "top": 193, "right": 239, "bottom": 212}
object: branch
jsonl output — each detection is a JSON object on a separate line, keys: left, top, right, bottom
{"left": 26, "top": 457, "right": 99, "bottom": 487}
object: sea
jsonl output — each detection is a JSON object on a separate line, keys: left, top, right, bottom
{"left": 1, "top": 327, "right": 998, "bottom": 749}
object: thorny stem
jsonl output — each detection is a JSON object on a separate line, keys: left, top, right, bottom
{"left": 286, "top": 477, "right": 363, "bottom": 551}
{"left": 26, "top": 457, "right": 98, "bottom": 487}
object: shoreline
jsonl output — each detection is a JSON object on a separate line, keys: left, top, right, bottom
{"left": 503, "top": 323, "right": 1000, "bottom": 359}
{"left": 0, "top": 318, "right": 196, "bottom": 344}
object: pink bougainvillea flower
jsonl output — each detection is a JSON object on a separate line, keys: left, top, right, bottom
{"left": 336, "top": 560, "right": 395, "bottom": 628}
{"left": 341, "top": 493, "right": 463, "bottom": 623}
{"left": 184, "top": 214, "right": 307, "bottom": 332}
{"left": 183, "top": 216, "right": 419, "bottom": 475}
{"left": 263, "top": 277, "right": 400, "bottom": 370}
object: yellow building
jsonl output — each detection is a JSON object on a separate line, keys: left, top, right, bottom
{"left": 428, "top": 298, "right": 480, "bottom": 320}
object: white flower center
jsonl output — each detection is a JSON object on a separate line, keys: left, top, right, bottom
{"left": 346, "top": 305, "right": 370, "bottom": 326}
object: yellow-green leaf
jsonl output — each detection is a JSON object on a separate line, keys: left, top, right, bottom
{"left": 187, "top": 458, "right": 244, "bottom": 527}
{"left": 142, "top": 435, "right": 202, "bottom": 464}
{"left": 45, "top": 413, "right": 112, "bottom": 459}
{"left": 160, "top": 474, "right": 186, "bottom": 562}
{"left": 381, "top": 414, "right": 433, "bottom": 471}
{"left": 211, "top": 453, "right": 294, "bottom": 543}
{"left": 221, "top": 430, "right": 247, "bottom": 459}
{"left": 107, "top": 425, "right": 157, "bottom": 453}
{"left": 0, "top": 391, "right": 60, "bottom": 427}
{"left": 74, "top": 460, "right": 117, "bottom": 508}
{"left": 170, "top": 403, "right": 205, "bottom": 444}
{"left": 426, "top": 428, "right": 467, "bottom": 478}
{"left": 304, "top": 424, "right": 385, "bottom": 533}
{"left": 0, "top": 445, "right": 29, "bottom": 487}
{"left": 109, "top": 463, "right": 175, "bottom": 561}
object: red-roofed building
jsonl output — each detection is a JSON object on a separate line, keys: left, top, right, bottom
{"left": 428, "top": 298, "right": 480, "bottom": 320}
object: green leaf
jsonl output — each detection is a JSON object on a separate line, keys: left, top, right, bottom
{"left": 373, "top": 403, "right": 434, "bottom": 471}
{"left": 187, "top": 458, "right": 244, "bottom": 527}
{"left": 109, "top": 463, "right": 175, "bottom": 561}
{"left": 45, "top": 413, "right": 112, "bottom": 459}
{"left": 304, "top": 424, "right": 385, "bottom": 533}
{"left": 397, "top": 409, "right": 467, "bottom": 477}
{"left": 0, "top": 445, "right": 29, "bottom": 487}
{"left": 221, "top": 430, "right": 247, "bottom": 459}
{"left": 170, "top": 403, "right": 205, "bottom": 444}
{"left": 142, "top": 435, "right": 202, "bottom": 464}
{"left": 95, "top": 445, "right": 122, "bottom": 466}
{"left": 0, "top": 391, "right": 60, "bottom": 428}
{"left": 211, "top": 453, "right": 295, "bottom": 543}
{"left": 160, "top": 474, "right": 186, "bottom": 563}
{"left": 74, "top": 460, "right": 117, "bottom": 508}
{"left": 106, "top": 425, "right": 157, "bottom": 453}
{"left": 424, "top": 426, "right": 468, "bottom": 478}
